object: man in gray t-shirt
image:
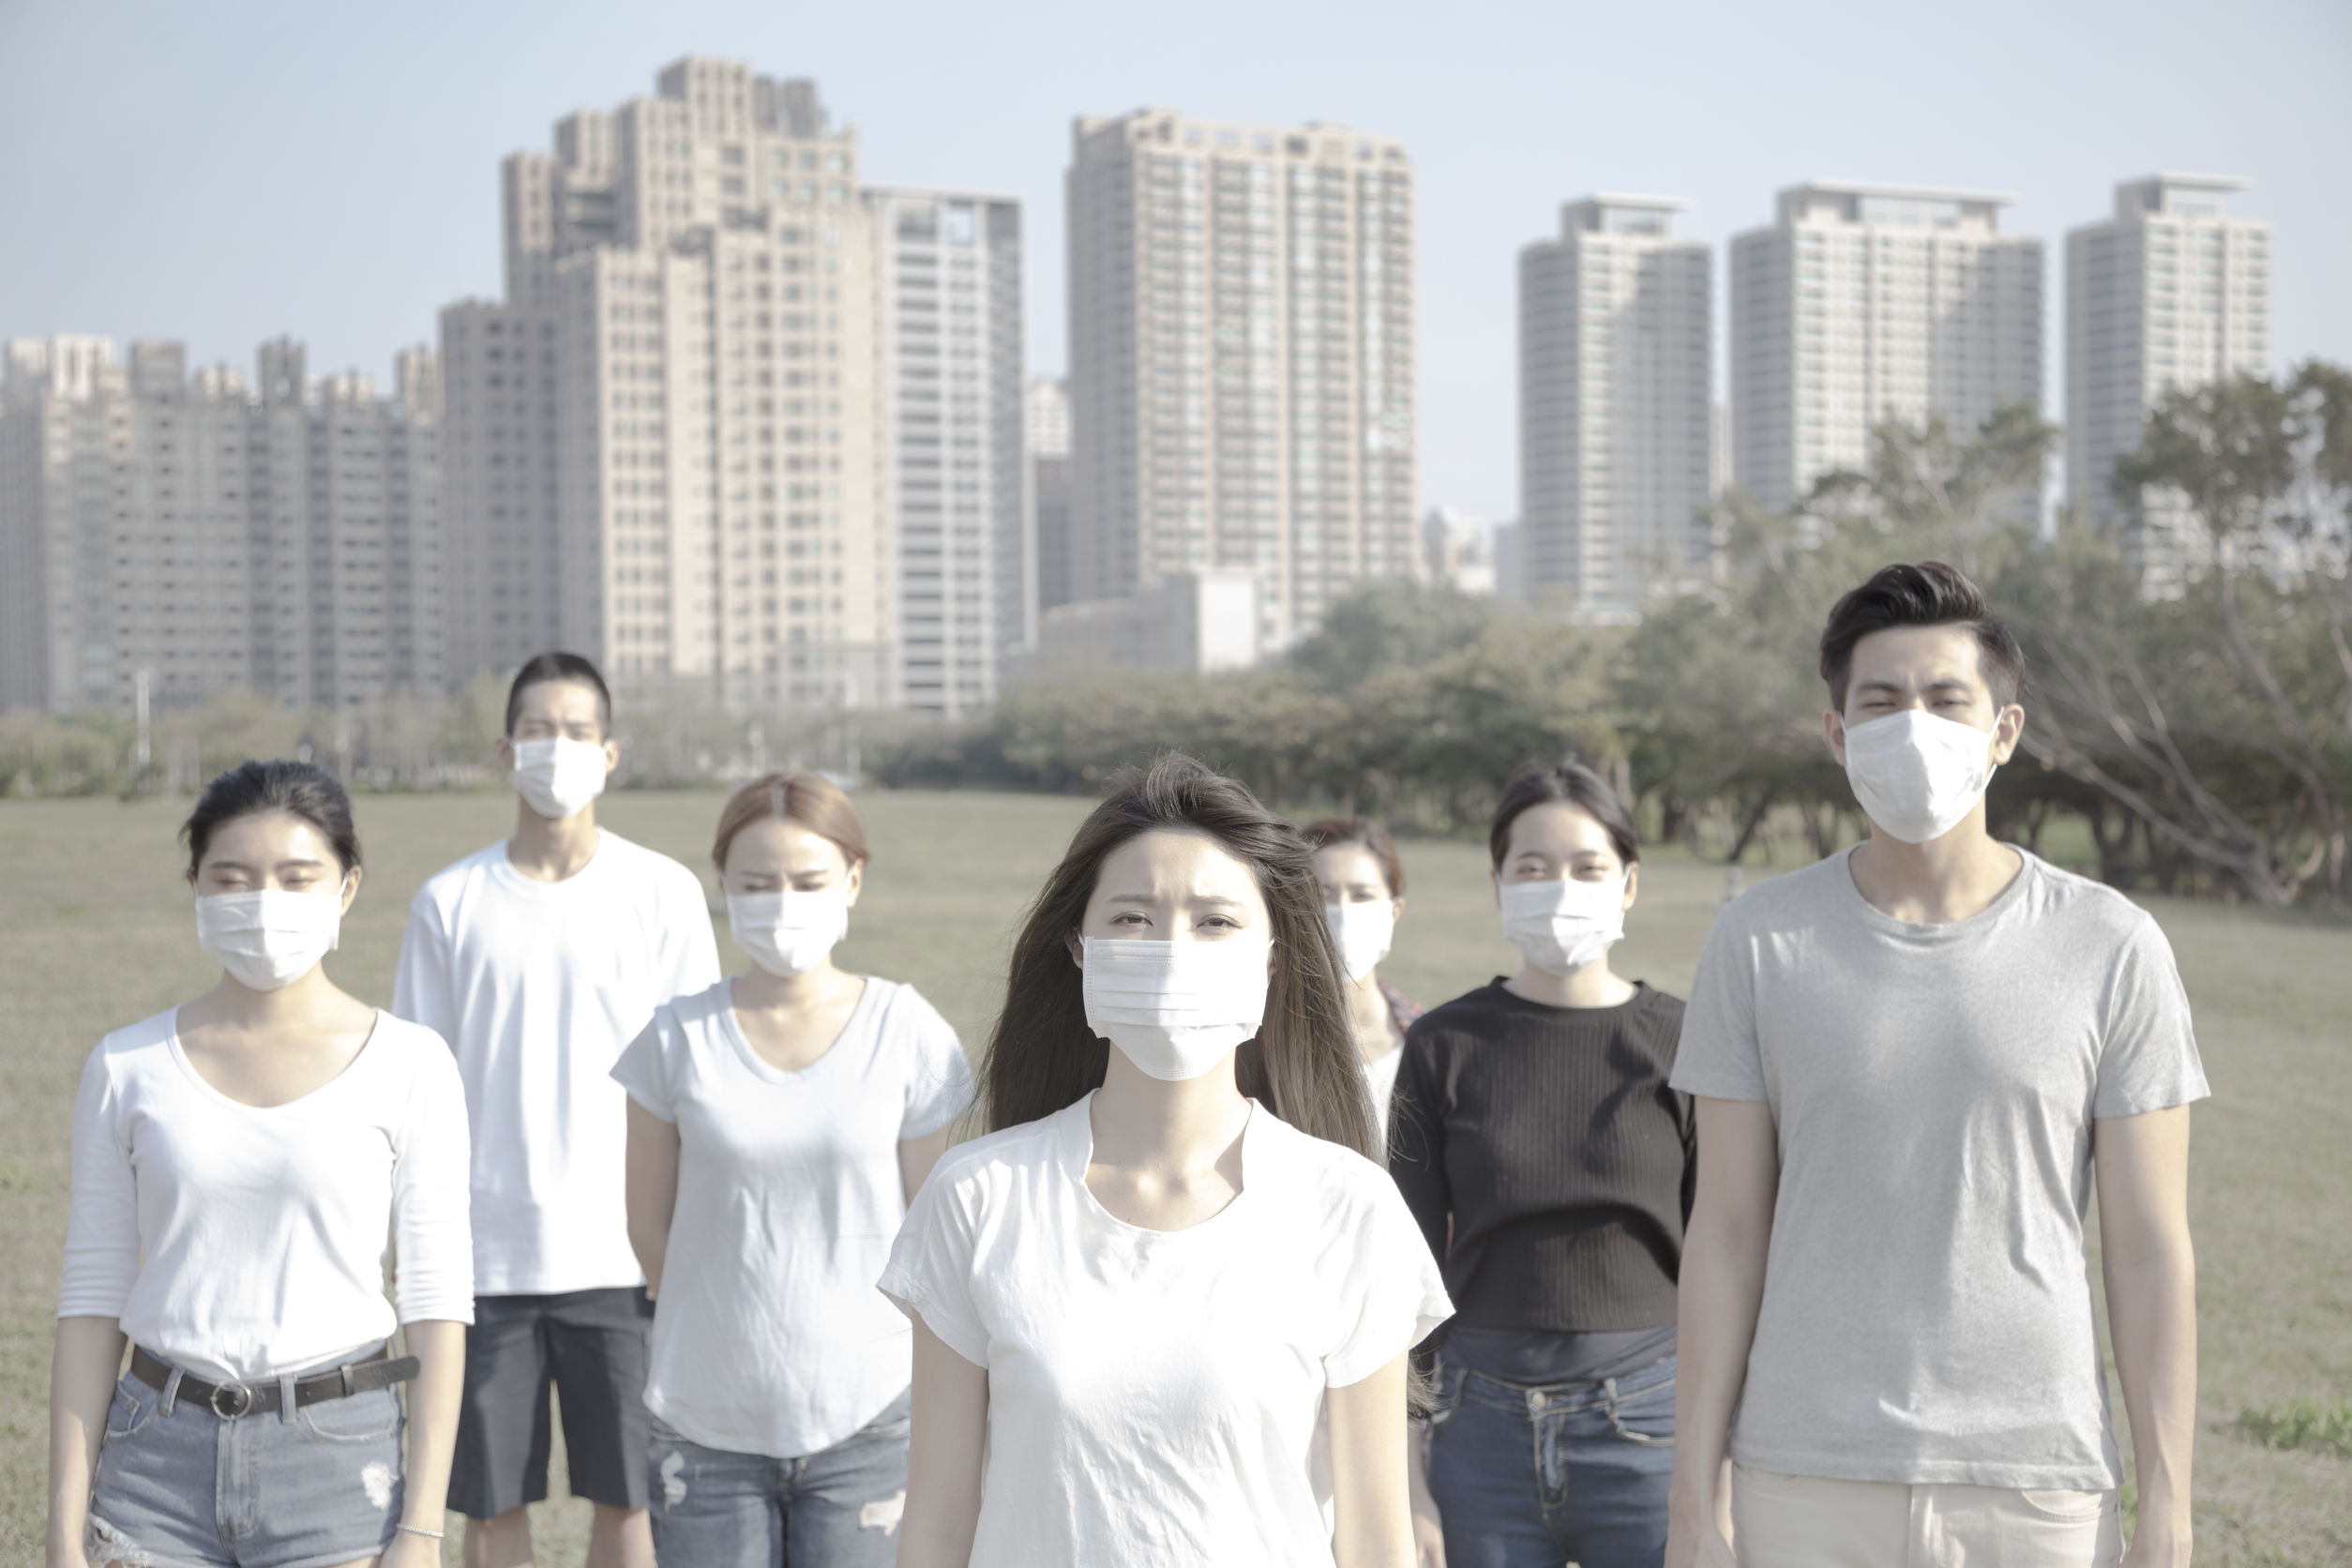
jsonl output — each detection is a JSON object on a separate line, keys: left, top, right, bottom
{"left": 1665, "top": 564, "right": 2206, "bottom": 1568}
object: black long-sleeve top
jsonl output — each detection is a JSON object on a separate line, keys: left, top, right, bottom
{"left": 1387, "top": 980, "right": 1696, "bottom": 1349}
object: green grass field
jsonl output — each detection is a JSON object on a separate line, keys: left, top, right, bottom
{"left": 3, "top": 790, "right": 2346, "bottom": 1563}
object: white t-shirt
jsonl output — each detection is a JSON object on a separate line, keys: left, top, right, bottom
{"left": 611, "top": 976, "right": 972, "bottom": 1457}
{"left": 57, "top": 1009, "right": 474, "bottom": 1384}
{"left": 878, "top": 1093, "right": 1452, "bottom": 1568}
{"left": 393, "top": 830, "right": 719, "bottom": 1296}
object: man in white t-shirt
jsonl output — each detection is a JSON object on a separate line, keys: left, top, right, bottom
{"left": 1666, "top": 564, "right": 2205, "bottom": 1568}
{"left": 394, "top": 653, "right": 719, "bottom": 1568}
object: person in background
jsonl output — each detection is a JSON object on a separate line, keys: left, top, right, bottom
{"left": 1302, "top": 817, "right": 1423, "bottom": 1156}
{"left": 615, "top": 771, "right": 972, "bottom": 1566}
{"left": 1390, "top": 761, "right": 1695, "bottom": 1568}
{"left": 394, "top": 652, "right": 718, "bottom": 1568}
{"left": 1667, "top": 564, "right": 2203, "bottom": 1568}
{"left": 50, "top": 761, "right": 470, "bottom": 1568}
{"left": 882, "top": 753, "right": 1451, "bottom": 1568}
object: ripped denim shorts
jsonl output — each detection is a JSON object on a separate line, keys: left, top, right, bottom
{"left": 87, "top": 1365, "right": 405, "bottom": 1568}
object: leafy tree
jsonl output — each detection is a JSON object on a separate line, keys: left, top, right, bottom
{"left": 2018, "top": 364, "right": 2352, "bottom": 904}
{"left": 1287, "top": 579, "right": 1497, "bottom": 692}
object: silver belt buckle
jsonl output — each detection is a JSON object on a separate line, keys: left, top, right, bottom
{"left": 209, "top": 1380, "right": 254, "bottom": 1419}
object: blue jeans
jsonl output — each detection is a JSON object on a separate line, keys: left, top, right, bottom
{"left": 1425, "top": 1354, "right": 1676, "bottom": 1568}
{"left": 87, "top": 1367, "right": 405, "bottom": 1568}
{"left": 647, "top": 1391, "right": 910, "bottom": 1568}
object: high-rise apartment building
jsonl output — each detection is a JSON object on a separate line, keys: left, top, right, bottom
{"left": 1065, "top": 109, "right": 1417, "bottom": 648}
{"left": 442, "top": 58, "right": 894, "bottom": 710}
{"left": 1421, "top": 505, "right": 1496, "bottom": 596}
{"left": 1029, "top": 376, "right": 1074, "bottom": 614}
{"left": 1519, "top": 195, "right": 1711, "bottom": 608}
{"left": 869, "top": 186, "right": 1028, "bottom": 716}
{"left": 0, "top": 335, "right": 441, "bottom": 715}
{"left": 2066, "top": 173, "right": 2271, "bottom": 578}
{"left": 1730, "top": 181, "right": 2043, "bottom": 512}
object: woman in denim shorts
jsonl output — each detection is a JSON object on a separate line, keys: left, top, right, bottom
{"left": 48, "top": 761, "right": 473, "bottom": 1568}
{"left": 614, "top": 774, "right": 972, "bottom": 1567}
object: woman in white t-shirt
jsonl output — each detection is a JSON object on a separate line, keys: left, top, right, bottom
{"left": 1300, "top": 817, "right": 1425, "bottom": 1156}
{"left": 881, "top": 752, "right": 1453, "bottom": 1568}
{"left": 616, "top": 770, "right": 972, "bottom": 1568}
{"left": 50, "top": 761, "right": 472, "bottom": 1568}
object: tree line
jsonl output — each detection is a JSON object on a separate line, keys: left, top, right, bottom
{"left": 879, "top": 362, "right": 2352, "bottom": 908}
{"left": 9, "top": 362, "right": 2345, "bottom": 906}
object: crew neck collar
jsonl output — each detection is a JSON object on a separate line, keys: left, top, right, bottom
{"left": 1486, "top": 977, "right": 1654, "bottom": 1017}
{"left": 1834, "top": 842, "right": 2036, "bottom": 940}
{"left": 491, "top": 828, "right": 610, "bottom": 893}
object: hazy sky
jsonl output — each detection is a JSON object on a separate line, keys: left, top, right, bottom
{"left": 3, "top": 0, "right": 2345, "bottom": 520}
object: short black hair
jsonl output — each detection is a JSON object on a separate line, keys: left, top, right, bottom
{"left": 1818, "top": 562, "right": 2027, "bottom": 711}
{"left": 1489, "top": 760, "right": 1639, "bottom": 870}
{"left": 505, "top": 652, "right": 612, "bottom": 736}
{"left": 182, "top": 760, "right": 362, "bottom": 880}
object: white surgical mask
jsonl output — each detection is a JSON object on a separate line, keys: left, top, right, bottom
{"left": 728, "top": 888, "right": 850, "bottom": 977}
{"left": 509, "top": 735, "right": 609, "bottom": 821}
{"left": 1500, "top": 876, "right": 1626, "bottom": 977}
{"left": 1324, "top": 900, "right": 1395, "bottom": 986}
{"left": 1081, "top": 936, "right": 1273, "bottom": 1082}
{"left": 196, "top": 885, "right": 346, "bottom": 992}
{"left": 1841, "top": 709, "right": 1998, "bottom": 845}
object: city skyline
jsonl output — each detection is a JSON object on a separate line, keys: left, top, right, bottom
{"left": 2, "top": 0, "right": 2343, "bottom": 524}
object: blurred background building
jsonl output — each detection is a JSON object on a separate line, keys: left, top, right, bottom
{"left": 1028, "top": 568, "right": 1259, "bottom": 679}
{"left": 1518, "top": 195, "right": 1711, "bottom": 613}
{"left": 1063, "top": 108, "right": 1418, "bottom": 656}
{"left": 1028, "top": 375, "right": 1073, "bottom": 615}
{"left": 0, "top": 335, "right": 441, "bottom": 716}
{"left": 1729, "top": 181, "right": 2043, "bottom": 514}
{"left": 2067, "top": 173, "right": 2271, "bottom": 584}
{"left": 439, "top": 59, "right": 897, "bottom": 714}
{"left": 869, "top": 186, "right": 1029, "bottom": 717}
{"left": 1421, "top": 504, "right": 1496, "bottom": 596}
{"left": 0, "top": 81, "right": 2297, "bottom": 720}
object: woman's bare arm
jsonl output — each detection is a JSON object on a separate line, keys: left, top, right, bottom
{"left": 48, "top": 1315, "right": 127, "bottom": 1568}
{"left": 1329, "top": 1352, "right": 1416, "bottom": 1568}
{"left": 624, "top": 1099, "right": 682, "bottom": 1300}
{"left": 897, "top": 1315, "right": 988, "bottom": 1568}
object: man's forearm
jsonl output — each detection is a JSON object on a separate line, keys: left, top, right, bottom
{"left": 1669, "top": 1220, "right": 1765, "bottom": 1518}
{"left": 2103, "top": 1242, "right": 2196, "bottom": 1552}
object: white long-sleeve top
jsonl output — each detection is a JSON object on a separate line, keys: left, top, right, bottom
{"left": 57, "top": 1008, "right": 474, "bottom": 1384}
{"left": 393, "top": 831, "right": 720, "bottom": 1295}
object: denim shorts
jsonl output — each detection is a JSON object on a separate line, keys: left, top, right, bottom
{"left": 86, "top": 1366, "right": 405, "bottom": 1568}
{"left": 647, "top": 1390, "right": 912, "bottom": 1568}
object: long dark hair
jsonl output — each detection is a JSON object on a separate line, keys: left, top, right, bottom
{"left": 980, "top": 752, "right": 1375, "bottom": 1157}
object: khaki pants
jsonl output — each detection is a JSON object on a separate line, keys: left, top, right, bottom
{"left": 1730, "top": 1464, "right": 2123, "bottom": 1567}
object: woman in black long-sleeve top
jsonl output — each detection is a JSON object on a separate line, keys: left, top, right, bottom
{"left": 1389, "top": 760, "right": 1695, "bottom": 1568}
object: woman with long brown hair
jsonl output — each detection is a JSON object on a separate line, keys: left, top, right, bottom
{"left": 882, "top": 753, "right": 1450, "bottom": 1567}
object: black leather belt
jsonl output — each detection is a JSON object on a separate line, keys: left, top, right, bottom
{"left": 129, "top": 1344, "right": 418, "bottom": 1420}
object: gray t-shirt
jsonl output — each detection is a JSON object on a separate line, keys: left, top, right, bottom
{"left": 1670, "top": 847, "right": 2207, "bottom": 1490}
